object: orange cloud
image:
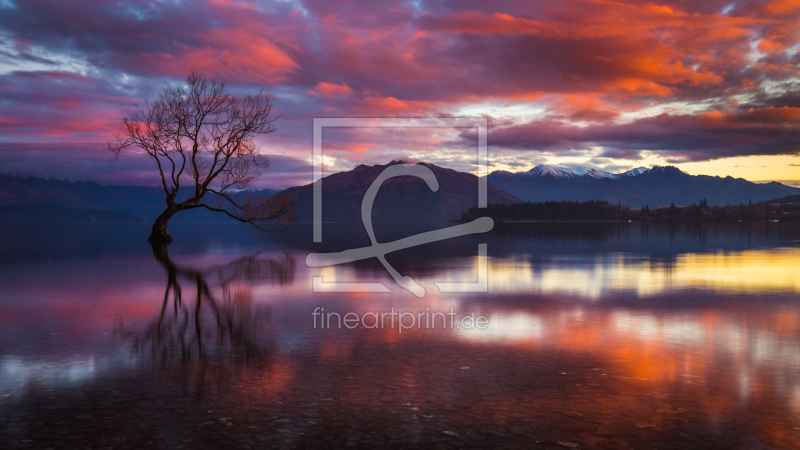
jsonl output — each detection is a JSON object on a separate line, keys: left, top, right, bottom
{"left": 758, "top": 39, "right": 786, "bottom": 52}
{"left": 315, "top": 82, "right": 355, "bottom": 97}
{"left": 342, "top": 145, "right": 371, "bottom": 153}
{"left": 351, "top": 96, "right": 430, "bottom": 114}
{"left": 767, "top": 0, "right": 800, "bottom": 15}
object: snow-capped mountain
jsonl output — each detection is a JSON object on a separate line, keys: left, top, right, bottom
{"left": 618, "top": 167, "right": 648, "bottom": 177}
{"left": 584, "top": 168, "right": 617, "bottom": 180}
{"left": 523, "top": 165, "right": 581, "bottom": 179}
{"left": 486, "top": 164, "right": 800, "bottom": 207}
{"left": 517, "top": 164, "right": 648, "bottom": 180}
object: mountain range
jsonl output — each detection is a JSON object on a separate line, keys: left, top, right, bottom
{"left": 1, "top": 161, "right": 798, "bottom": 223}
{"left": 0, "top": 174, "right": 280, "bottom": 223}
{"left": 487, "top": 164, "right": 800, "bottom": 208}
{"left": 281, "top": 160, "right": 520, "bottom": 223}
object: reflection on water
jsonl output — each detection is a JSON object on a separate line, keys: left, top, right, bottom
{"left": 129, "top": 245, "right": 295, "bottom": 396}
{"left": 484, "top": 248, "right": 800, "bottom": 297}
{"left": 0, "top": 222, "right": 799, "bottom": 449}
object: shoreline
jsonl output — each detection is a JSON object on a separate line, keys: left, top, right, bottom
{"left": 451, "top": 218, "right": 798, "bottom": 224}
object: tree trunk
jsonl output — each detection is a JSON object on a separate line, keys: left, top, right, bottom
{"left": 148, "top": 208, "right": 178, "bottom": 244}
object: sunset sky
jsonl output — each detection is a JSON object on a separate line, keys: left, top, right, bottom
{"left": 1, "top": 0, "right": 799, "bottom": 188}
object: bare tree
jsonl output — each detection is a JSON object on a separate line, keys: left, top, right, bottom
{"left": 106, "top": 71, "right": 295, "bottom": 244}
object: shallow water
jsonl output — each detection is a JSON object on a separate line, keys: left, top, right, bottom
{"left": 1, "top": 222, "right": 799, "bottom": 449}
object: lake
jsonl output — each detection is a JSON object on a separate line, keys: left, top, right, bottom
{"left": 1, "top": 221, "right": 799, "bottom": 449}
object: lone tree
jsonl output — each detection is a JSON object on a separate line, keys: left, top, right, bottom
{"left": 107, "top": 71, "right": 294, "bottom": 244}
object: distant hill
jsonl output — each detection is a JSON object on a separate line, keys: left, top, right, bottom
{"left": 0, "top": 174, "right": 280, "bottom": 223}
{"left": 768, "top": 194, "right": 800, "bottom": 204}
{"left": 487, "top": 165, "right": 800, "bottom": 208}
{"left": 0, "top": 204, "right": 143, "bottom": 223}
{"left": 279, "top": 160, "right": 521, "bottom": 223}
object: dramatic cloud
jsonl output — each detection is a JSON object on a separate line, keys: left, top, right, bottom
{"left": 0, "top": 0, "right": 798, "bottom": 185}
{"left": 487, "top": 107, "right": 800, "bottom": 162}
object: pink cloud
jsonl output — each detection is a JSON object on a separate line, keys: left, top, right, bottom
{"left": 315, "top": 82, "right": 354, "bottom": 97}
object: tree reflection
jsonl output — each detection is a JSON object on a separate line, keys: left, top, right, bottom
{"left": 132, "top": 243, "right": 295, "bottom": 395}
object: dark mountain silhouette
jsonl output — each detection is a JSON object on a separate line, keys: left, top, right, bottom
{"left": 487, "top": 165, "right": 800, "bottom": 208}
{"left": 279, "top": 160, "right": 521, "bottom": 223}
{"left": 0, "top": 174, "right": 280, "bottom": 223}
{"left": 768, "top": 194, "right": 800, "bottom": 204}
{"left": 0, "top": 204, "right": 143, "bottom": 223}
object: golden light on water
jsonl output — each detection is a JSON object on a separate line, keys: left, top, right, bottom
{"left": 674, "top": 249, "right": 800, "bottom": 294}
{"left": 483, "top": 248, "right": 800, "bottom": 298}
{"left": 295, "top": 246, "right": 800, "bottom": 301}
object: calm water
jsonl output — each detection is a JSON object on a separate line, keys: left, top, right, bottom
{"left": 1, "top": 222, "right": 800, "bottom": 449}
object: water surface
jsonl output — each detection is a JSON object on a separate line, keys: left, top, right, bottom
{"left": 1, "top": 222, "right": 799, "bottom": 449}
